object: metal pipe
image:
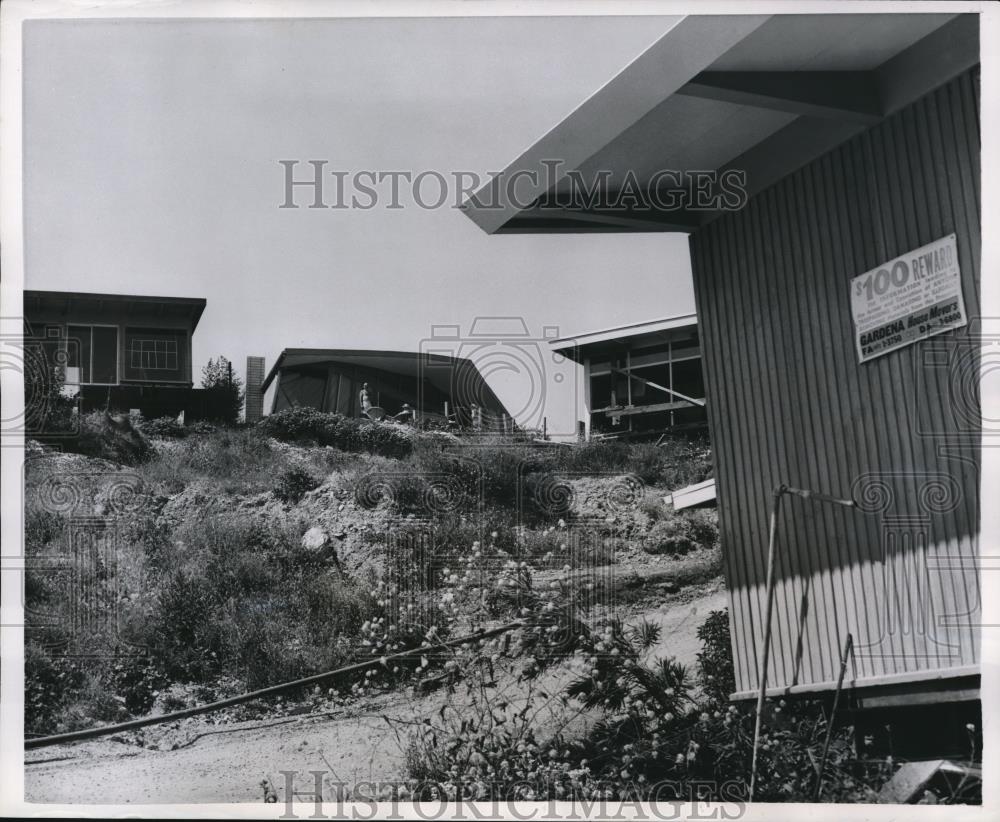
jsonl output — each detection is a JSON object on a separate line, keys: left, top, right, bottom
{"left": 748, "top": 483, "right": 857, "bottom": 801}
{"left": 610, "top": 366, "right": 706, "bottom": 408}
{"left": 813, "top": 633, "right": 854, "bottom": 801}
{"left": 749, "top": 483, "right": 785, "bottom": 801}
{"left": 25, "top": 621, "right": 523, "bottom": 751}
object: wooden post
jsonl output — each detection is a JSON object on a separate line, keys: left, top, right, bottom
{"left": 542, "top": 416, "right": 547, "bottom": 440}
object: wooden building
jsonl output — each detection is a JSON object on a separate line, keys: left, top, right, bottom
{"left": 262, "top": 348, "right": 510, "bottom": 426}
{"left": 549, "top": 314, "right": 707, "bottom": 440}
{"left": 464, "top": 13, "right": 981, "bottom": 707}
{"left": 23, "top": 289, "right": 218, "bottom": 418}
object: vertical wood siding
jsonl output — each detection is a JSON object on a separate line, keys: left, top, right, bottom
{"left": 690, "top": 69, "right": 981, "bottom": 697}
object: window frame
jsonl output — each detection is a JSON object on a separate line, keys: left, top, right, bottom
{"left": 129, "top": 336, "right": 179, "bottom": 372}
{"left": 122, "top": 327, "right": 189, "bottom": 383}
{"left": 65, "top": 323, "right": 120, "bottom": 387}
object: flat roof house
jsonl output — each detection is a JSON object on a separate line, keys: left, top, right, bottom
{"left": 550, "top": 313, "right": 706, "bottom": 440}
{"left": 263, "top": 348, "right": 511, "bottom": 428}
{"left": 24, "top": 289, "right": 208, "bottom": 417}
{"left": 464, "top": 12, "right": 981, "bottom": 718}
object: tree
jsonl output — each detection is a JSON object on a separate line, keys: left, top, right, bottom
{"left": 201, "top": 356, "right": 245, "bottom": 424}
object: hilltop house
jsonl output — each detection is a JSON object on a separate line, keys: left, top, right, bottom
{"left": 550, "top": 313, "right": 706, "bottom": 440}
{"left": 23, "top": 289, "right": 217, "bottom": 419}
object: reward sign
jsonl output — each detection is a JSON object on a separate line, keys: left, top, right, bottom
{"left": 850, "top": 234, "right": 966, "bottom": 363}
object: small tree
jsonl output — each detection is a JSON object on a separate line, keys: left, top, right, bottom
{"left": 201, "top": 356, "right": 245, "bottom": 424}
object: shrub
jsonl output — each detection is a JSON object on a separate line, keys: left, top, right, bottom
{"left": 696, "top": 610, "right": 735, "bottom": 705}
{"left": 108, "top": 656, "right": 167, "bottom": 715}
{"left": 551, "top": 437, "right": 712, "bottom": 488}
{"left": 149, "top": 571, "right": 221, "bottom": 681}
{"left": 25, "top": 643, "right": 85, "bottom": 735}
{"left": 138, "top": 415, "right": 188, "bottom": 438}
{"left": 274, "top": 466, "right": 321, "bottom": 503}
{"left": 402, "top": 598, "right": 896, "bottom": 803}
{"left": 683, "top": 508, "right": 719, "bottom": 550}
{"left": 260, "top": 407, "right": 413, "bottom": 458}
{"left": 641, "top": 518, "right": 698, "bottom": 555}
{"left": 57, "top": 412, "right": 155, "bottom": 465}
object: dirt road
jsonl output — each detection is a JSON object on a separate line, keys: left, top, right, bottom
{"left": 25, "top": 580, "right": 727, "bottom": 805}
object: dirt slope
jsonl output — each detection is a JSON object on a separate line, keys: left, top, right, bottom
{"left": 25, "top": 581, "right": 726, "bottom": 805}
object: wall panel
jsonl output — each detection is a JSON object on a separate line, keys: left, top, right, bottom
{"left": 690, "top": 69, "right": 981, "bottom": 697}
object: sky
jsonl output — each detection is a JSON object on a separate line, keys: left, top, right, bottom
{"left": 23, "top": 16, "right": 695, "bottom": 436}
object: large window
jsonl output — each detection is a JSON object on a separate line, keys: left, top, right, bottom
{"left": 122, "top": 328, "right": 186, "bottom": 381}
{"left": 66, "top": 325, "right": 118, "bottom": 385}
{"left": 130, "top": 337, "right": 178, "bottom": 371}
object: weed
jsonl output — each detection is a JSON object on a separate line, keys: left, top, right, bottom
{"left": 274, "top": 466, "right": 321, "bottom": 504}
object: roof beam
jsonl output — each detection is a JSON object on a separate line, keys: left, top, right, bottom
{"left": 876, "top": 13, "right": 978, "bottom": 115}
{"left": 503, "top": 206, "right": 699, "bottom": 233}
{"left": 676, "top": 70, "right": 882, "bottom": 125}
{"left": 462, "top": 14, "right": 772, "bottom": 234}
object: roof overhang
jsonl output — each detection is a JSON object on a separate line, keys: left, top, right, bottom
{"left": 23, "top": 289, "right": 207, "bottom": 331}
{"left": 462, "top": 13, "right": 979, "bottom": 235}
{"left": 261, "top": 348, "right": 510, "bottom": 416}
{"left": 551, "top": 313, "right": 697, "bottom": 362}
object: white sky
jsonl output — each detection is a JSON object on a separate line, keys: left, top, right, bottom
{"left": 23, "top": 16, "right": 695, "bottom": 435}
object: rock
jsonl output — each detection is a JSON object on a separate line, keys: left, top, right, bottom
{"left": 301, "top": 526, "right": 328, "bottom": 552}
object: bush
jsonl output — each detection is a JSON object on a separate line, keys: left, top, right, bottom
{"left": 138, "top": 416, "right": 188, "bottom": 438}
{"left": 57, "top": 412, "right": 155, "bottom": 465}
{"left": 684, "top": 508, "right": 719, "bottom": 550}
{"left": 25, "top": 643, "right": 85, "bottom": 735}
{"left": 696, "top": 610, "right": 735, "bottom": 705}
{"left": 402, "top": 597, "right": 897, "bottom": 803}
{"left": 274, "top": 466, "right": 321, "bottom": 503}
{"left": 108, "top": 656, "right": 167, "bottom": 715}
{"left": 642, "top": 518, "right": 698, "bottom": 555}
{"left": 260, "top": 407, "right": 413, "bottom": 458}
{"left": 553, "top": 437, "right": 712, "bottom": 488}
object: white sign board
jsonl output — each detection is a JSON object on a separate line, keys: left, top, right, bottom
{"left": 850, "top": 234, "right": 966, "bottom": 363}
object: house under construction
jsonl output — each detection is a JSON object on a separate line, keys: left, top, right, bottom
{"left": 550, "top": 314, "right": 707, "bottom": 440}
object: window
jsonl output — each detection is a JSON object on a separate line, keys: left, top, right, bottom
{"left": 122, "top": 328, "right": 186, "bottom": 381}
{"left": 130, "top": 337, "right": 178, "bottom": 371}
{"left": 66, "top": 325, "right": 118, "bottom": 384}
